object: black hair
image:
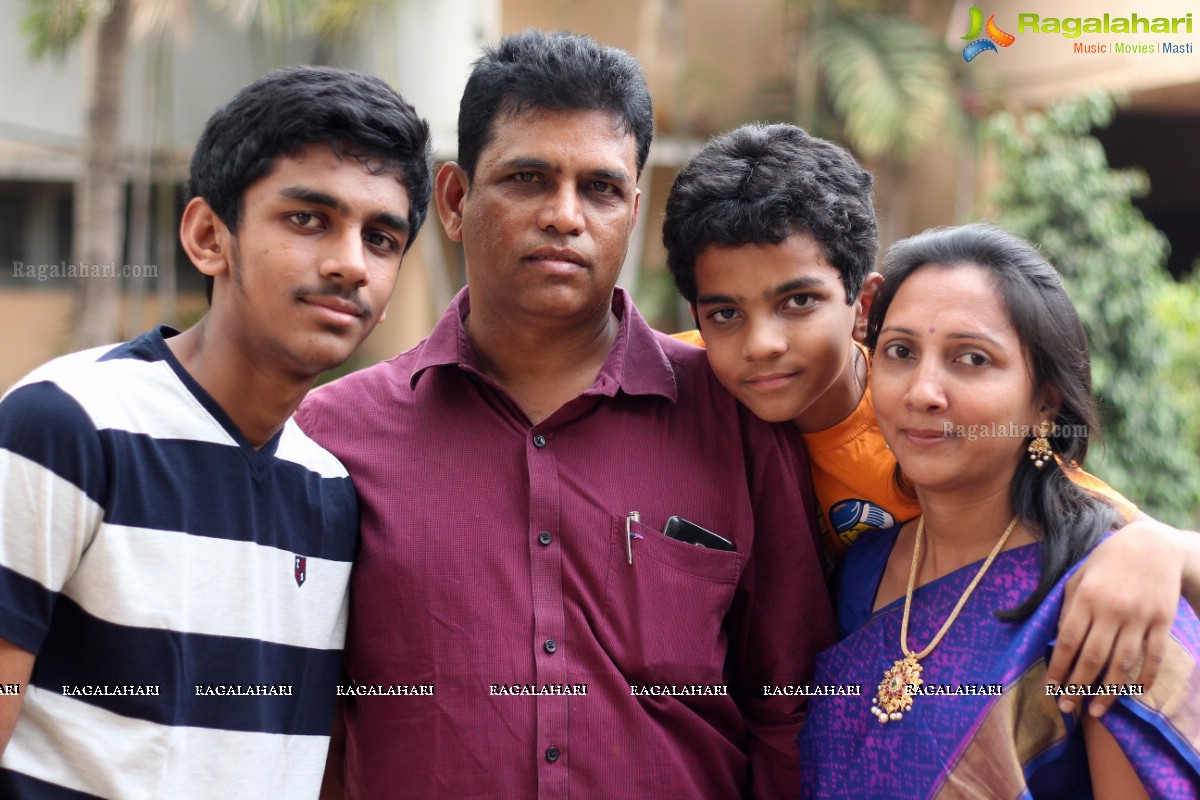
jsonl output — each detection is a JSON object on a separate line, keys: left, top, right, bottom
{"left": 663, "top": 123, "right": 877, "bottom": 305}
{"left": 456, "top": 29, "right": 654, "bottom": 182}
{"left": 865, "top": 223, "right": 1119, "bottom": 621}
{"left": 185, "top": 65, "right": 434, "bottom": 301}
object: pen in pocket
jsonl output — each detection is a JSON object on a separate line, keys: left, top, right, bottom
{"left": 625, "top": 511, "right": 641, "bottom": 565}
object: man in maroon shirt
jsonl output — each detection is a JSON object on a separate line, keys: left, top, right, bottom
{"left": 298, "top": 29, "right": 835, "bottom": 799}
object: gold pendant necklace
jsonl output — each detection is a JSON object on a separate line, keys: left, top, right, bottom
{"left": 870, "top": 513, "right": 1020, "bottom": 723}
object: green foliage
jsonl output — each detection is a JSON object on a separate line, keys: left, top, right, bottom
{"left": 813, "top": 11, "right": 956, "bottom": 160}
{"left": 21, "top": 0, "right": 104, "bottom": 59}
{"left": 988, "top": 93, "right": 1200, "bottom": 524}
{"left": 1153, "top": 268, "right": 1200, "bottom": 511}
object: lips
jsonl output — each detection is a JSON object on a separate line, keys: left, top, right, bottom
{"left": 742, "top": 372, "right": 800, "bottom": 392}
{"left": 525, "top": 246, "right": 588, "bottom": 270}
{"left": 899, "top": 426, "right": 955, "bottom": 447}
{"left": 300, "top": 293, "right": 367, "bottom": 327}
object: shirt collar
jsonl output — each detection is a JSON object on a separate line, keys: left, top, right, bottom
{"left": 410, "top": 286, "right": 677, "bottom": 403}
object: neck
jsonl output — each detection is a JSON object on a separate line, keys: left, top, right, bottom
{"left": 793, "top": 342, "right": 866, "bottom": 433}
{"left": 465, "top": 295, "right": 619, "bottom": 425}
{"left": 166, "top": 317, "right": 316, "bottom": 449}
{"left": 912, "top": 486, "right": 1031, "bottom": 582}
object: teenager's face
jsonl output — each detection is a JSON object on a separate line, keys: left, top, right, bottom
{"left": 202, "top": 144, "right": 410, "bottom": 378}
{"left": 870, "top": 264, "right": 1049, "bottom": 497}
{"left": 695, "top": 233, "right": 866, "bottom": 431}
{"left": 436, "top": 108, "right": 640, "bottom": 327}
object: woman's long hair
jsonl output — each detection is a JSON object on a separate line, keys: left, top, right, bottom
{"left": 865, "top": 223, "right": 1119, "bottom": 621}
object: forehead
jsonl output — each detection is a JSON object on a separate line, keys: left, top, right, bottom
{"left": 480, "top": 107, "right": 637, "bottom": 169}
{"left": 888, "top": 264, "right": 1014, "bottom": 332}
{"left": 695, "top": 233, "right": 842, "bottom": 292}
{"left": 252, "top": 145, "right": 410, "bottom": 203}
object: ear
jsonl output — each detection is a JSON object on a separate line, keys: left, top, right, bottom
{"left": 852, "top": 272, "right": 883, "bottom": 343}
{"left": 631, "top": 186, "right": 641, "bottom": 228}
{"left": 180, "top": 197, "right": 233, "bottom": 279}
{"left": 1037, "top": 384, "right": 1062, "bottom": 423}
{"left": 435, "top": 162, "right": 469, "bottom": 243}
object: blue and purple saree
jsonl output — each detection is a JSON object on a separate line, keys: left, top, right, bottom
{"left": 799, "top": 526, "right": 1200, "bottom": 799}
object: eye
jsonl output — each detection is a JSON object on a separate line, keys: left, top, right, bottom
{"left": 589, "top": 180, "right": 615, "bottom": 194}
{"left": 954, "top": 352, "right": 990, "bottom": 367}
{"left": 364, "top": 230, "right": 400, "bottom": 253}
{"left": 706, "top": 308, "right": 741, "bottom": 325}
{"left": 882, "top": 342, "right": 913, "bottom": 360}
{"left": 784, "top": 294, "right": 816, "bottom": 310}
{"left": 288, "top": 212, "right": 323, "bottom": 229}
{"left": 513, "top": 171, "right": 539, "bottom": 183}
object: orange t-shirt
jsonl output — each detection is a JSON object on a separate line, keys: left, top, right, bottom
{"left": 672, "top": 332, "right": 1137, "bottom": 562}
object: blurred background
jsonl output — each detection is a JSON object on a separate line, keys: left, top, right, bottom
{"left": 1, "top": 0, "right": 1197, "bottom": 523}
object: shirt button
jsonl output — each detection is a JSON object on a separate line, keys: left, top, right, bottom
{"left": 545, "top": 746, "right": 560, "bottom": 763}
{"left": 533, "top": 434, "right": 547, "bottom": 448}
{"left": 538, "top": 531, "right": 553, "bottom": 546}
{"left": 543, "top": 639, "right": 557, "bottom": 654}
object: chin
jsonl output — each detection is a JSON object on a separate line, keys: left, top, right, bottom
{"left": 740, "top": 399, "right": 802, "bottom": 425}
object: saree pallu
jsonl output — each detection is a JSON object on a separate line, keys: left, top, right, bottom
{"left": 799, "top": 527, "right": 1200, "bottom": 799}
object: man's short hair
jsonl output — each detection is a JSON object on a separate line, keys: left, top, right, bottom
{"left": 186, "top": 66, "right": 433, "bottom": 299}
{"left": 456, "top": 29, "right": 654, "bottom": 182}
{"left": 663, "top": 123, "right": 877, "bottom": 305}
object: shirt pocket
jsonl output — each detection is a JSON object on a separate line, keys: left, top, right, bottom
{"left": 599, "top": 514, "right": 743, "bottom": 687}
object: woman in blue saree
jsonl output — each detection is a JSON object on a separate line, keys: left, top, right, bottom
{"left": 799, "top": 224, "right": 1200, "bottom": 799}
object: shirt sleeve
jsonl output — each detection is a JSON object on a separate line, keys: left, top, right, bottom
{"left": 725, "top": 407, "right": 837, "bottom": 800}
{"left": 1063, "top": 464, "right": 1137, "bottom": 522}
{"left": 0, "top": 381, "right": 107, "bottom": 653}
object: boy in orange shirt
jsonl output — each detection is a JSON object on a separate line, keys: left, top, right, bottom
{"left": 663, "top": 123, "right": 1199, "bottom": 715}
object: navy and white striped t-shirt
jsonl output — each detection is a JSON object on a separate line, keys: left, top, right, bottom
{"left": 0, "top": 327, "right": 357, "bottom": 799}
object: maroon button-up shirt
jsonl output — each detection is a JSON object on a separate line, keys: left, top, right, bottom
{"left": 296, "top": 288, "right": 834, "bottom": 799}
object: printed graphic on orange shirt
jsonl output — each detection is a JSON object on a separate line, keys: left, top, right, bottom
{"left": 829, "top": 499, "right": 896, "bottom": 549}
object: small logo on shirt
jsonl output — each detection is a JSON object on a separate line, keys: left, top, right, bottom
{"left": 294, "top": 555, "right": 307, "bottom": 587}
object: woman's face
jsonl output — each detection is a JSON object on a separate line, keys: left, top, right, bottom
{"left": 871, "top": 263, "right": 1052, "bottom": 499}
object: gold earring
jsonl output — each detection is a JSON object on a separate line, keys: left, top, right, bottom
{"left": 1028, "top": 420, "right": 1053, "bottom": 469}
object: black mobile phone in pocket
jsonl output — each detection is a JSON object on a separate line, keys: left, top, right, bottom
{"left": 662, "top": 516, "right": 736, "bottom": 552}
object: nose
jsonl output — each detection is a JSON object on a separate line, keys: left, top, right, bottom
{"left": 904, "top": 356, "right": 948, "bottom": 412}
{"left": 318, "top": 228, "right": 369, "bottom": 286}
{"left": 537, "top": 184, "right": 584, "bottom": 236}
{"left": 742, "top": 316, "right": 787, "bottom": 362}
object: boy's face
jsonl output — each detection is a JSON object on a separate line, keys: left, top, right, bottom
{"left": 190, "top": 143, "right": 411, "bottom": 378}
{"left": 694, "top": 232, "right": 866, "bottom": 431}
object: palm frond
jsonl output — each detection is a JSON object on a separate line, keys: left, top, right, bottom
{"left": 813, "top": 12, "right": 954, "bottom": 160}
{"left": 21, "top": 0, "right": 109, "bottom": 59}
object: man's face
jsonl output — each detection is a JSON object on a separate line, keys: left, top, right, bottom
{"left": 205, "top": 143, "right": 410, "bottom": 378}
{"left": 695, "top": 233, "right": 864, "bottom": 431}
{"left": 437, "top": 108, "right": 640, "bottom": 326}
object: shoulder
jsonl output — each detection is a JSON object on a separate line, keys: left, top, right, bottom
{"left": 0, "top": 344, "right": 138, "bottom": 468}
{"left": 298, "top": 348, "right": 420, "bottom": 428}
{"left": 294, "top": 346, "right": 433, "bottom": 468}
{"left": 655, "top": 327, "right": 713, "bottom": 374}
{"left": 837, "top": 524, "right": 902, "bottom": 636}
{"left": 275, "top": 419, "right": 351, "bottom": 480}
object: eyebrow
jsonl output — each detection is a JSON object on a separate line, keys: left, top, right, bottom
{"left": 879, "top": 324, "right": 1005, "bottom": 348}
{"left": 503, "top": 157, "right": 631, "bottom": 186}
{"left": 280, "top": 186, "right": 409, "bottom": 234}
{"left": 697, "top": 276, "right": 829, "bottom": 306}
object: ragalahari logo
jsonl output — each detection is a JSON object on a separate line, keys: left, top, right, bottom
{"left": 961, "top": 6, "right": 1016, "bottom": 62}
